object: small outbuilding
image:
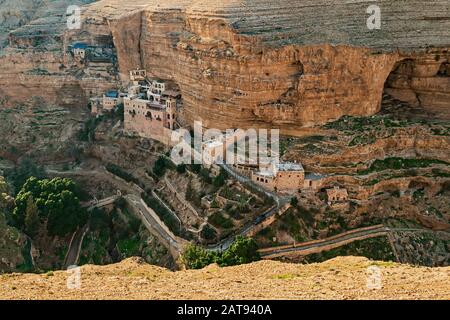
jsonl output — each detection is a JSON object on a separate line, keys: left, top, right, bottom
{"left": 326, "top": 187, "right": 348, "bottom": 204}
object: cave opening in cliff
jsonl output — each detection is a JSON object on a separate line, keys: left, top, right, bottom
{"left": 381, "top": 58, "right": 422, "bottom": 117}
{"left": 437, "top": 62, "right": 449, "bottom": 77}
{"left": 382, "top": 56, "right": 450, "bottom": 119}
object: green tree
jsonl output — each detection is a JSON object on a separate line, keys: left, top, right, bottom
{"left": 182, "top": 243, "right": 217, "bottom": 269}
{"left": 182, "top": 237, "right": 260, "bottom": 270}
{"left": 13, "top": 177, "right": 87, "bottom": 237}
{"left": 290, "top": 197, "right": 299, "bottom": 207}
{"left": 153, "top": 156, "right": 167, "bottom": 177}
{"left": 24, "top": 195, "right": 39, "bottom": 237}
{"left": 220, "top": 236, "right": 260, "bottom": 266}
{"left": 6, "top": 158, "right": 46, "bottom": 194}
{"left": 190, "top": 164, "right": 201, "bottom": 174}
{"left": 201, "top": 224, "right": 217, "bottom": 241}
{"left": 199, "top": 168, "right": 212, "bottom": 184}
{"left": 213, "top": 168, "right": 228, "bottom": 188}
{"left": 176, "top": 164, "right": 186, "bottom": 174}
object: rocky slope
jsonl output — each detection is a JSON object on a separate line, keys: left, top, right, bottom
{"left": 0, "top": 256, "right": 449, "bottom": 299}
{"left": 0, "top": 211, "right": 26, "bottom": 273}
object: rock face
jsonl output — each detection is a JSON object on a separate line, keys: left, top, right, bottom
{"left": 1, "top": 0, "right": 450, "bottom": 135}
{"left": 0, "top": 0, "right": 117, "bottom": 160}
{"left": 78, "top": 0, "right": 450, "bottom": 131}
{"left": 385, "top": 58, "right": 450, "bottom": 118}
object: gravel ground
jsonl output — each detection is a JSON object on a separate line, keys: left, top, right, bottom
{"left": 0, "top": 256, "right": 448, "bottom": 300}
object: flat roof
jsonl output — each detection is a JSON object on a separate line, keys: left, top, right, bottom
{"left": 305, "top": 173, "right": 324, "bottom": 181}
{"left": 148, "top": 103, "right": 165, "bottom": 110}
{"left": 326, "top": 187, "right": 348, "bottom": 195}
{"left": 278, "top": 162, "right": 304, "bottom": 172}
{"left": 72, "top": 42, "right": 88, "bottom": 49}
{"left": 256, "top": 171, "right": 275, "bottom": 177}
{"left": 105, "top": 90, "right": 119, "bottom": 98}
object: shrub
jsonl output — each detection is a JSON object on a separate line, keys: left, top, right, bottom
{"left": 358, "top": 157, "right": 449, "bottom": 175}
{"left": 220, "top": 236, "right": 260, "bottom": 266}
{"left": 189, "top": 164, "right": 201, "bottom": 174}
{"left": 78, "top": 117, "right": 101, "bottom": 142}
{"left": 89, "top": 208, "right": 110, "bottom": 231}
{"left": 201, "top": 224, "right": 217, "bottom": 241}
{"left": 182, "top": 243, "right": 217, "bottom": 269}
{"left": 199, "top": 168, "right": 212, "bottom": 184}
{"left": 209, "top": 212, "right": 234, "bottom": 229}
{"left": 213, "top": 168, "right": 228, "bottom": 188}
{"left": 176, "top": 164, "right": 186, "bottom": 174}
{"left": 113, "top": 196, "right": 127, "bottom": 209}
{"left": 141, "top": 192, "right": 181, "bottom": 236}
{"left": 290, "top": 197, "right": 299, "bottom": 207}
{"left": 182, "top": 236, "right": 260, "bottom": 269}
{"left": 153, "top": 156, "right": 168, "bottom": 177}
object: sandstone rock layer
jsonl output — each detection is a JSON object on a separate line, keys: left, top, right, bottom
{"left": 78, "top": 0, "right": 450, "bottom": 130}
{"left": 2, "top": 0, "right": 450, "bottom": 132}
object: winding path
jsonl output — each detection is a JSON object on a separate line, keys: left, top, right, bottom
{"left": 258, "top": 225, "right": 390, "bottom": 259}
{"left": 124, "top": 194, "right": 185, "bottom": 258}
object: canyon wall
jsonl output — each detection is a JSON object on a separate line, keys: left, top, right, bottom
{"left": 1, "top": 0, "right": 450, "bottom": 136}
{"left": 385, "top": 58, "right": 450, "bottom": 117}
{"left": 83, "top": 0, "right": 450, "bottom": 130}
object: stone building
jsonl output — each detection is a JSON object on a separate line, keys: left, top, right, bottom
{"left": 201, "top": 130, "right": 246, "bottom": 166}
{"left": 90, "top": 90, "right": 124, "bottom": 115}
{"left": 102, "top": 90, "right": 123, "bottom": 111}
{"left": 129, "top": 69, "right": 146, "bottom": 82}
{"left": 252, "top": 161, "right": 305, "bottom": 193}
{"left": 124, "top": 70, "right": 181, "bottom": 144}
{"left": 326, "top": 187, "right": 349, "bottom": 204}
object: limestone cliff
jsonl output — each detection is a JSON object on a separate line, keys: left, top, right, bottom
{"left": 79, "top": 0, "right": 450, "bottom": 130}
{"left": 1, "top": 0, "right": 450, "bottom": 136}
{"left": 0, "top": 0, "right": 116, "bottom": 161}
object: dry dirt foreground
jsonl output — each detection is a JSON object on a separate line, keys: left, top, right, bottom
{"left": 0, "top": 257, "right": 449, "bottom": 300}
